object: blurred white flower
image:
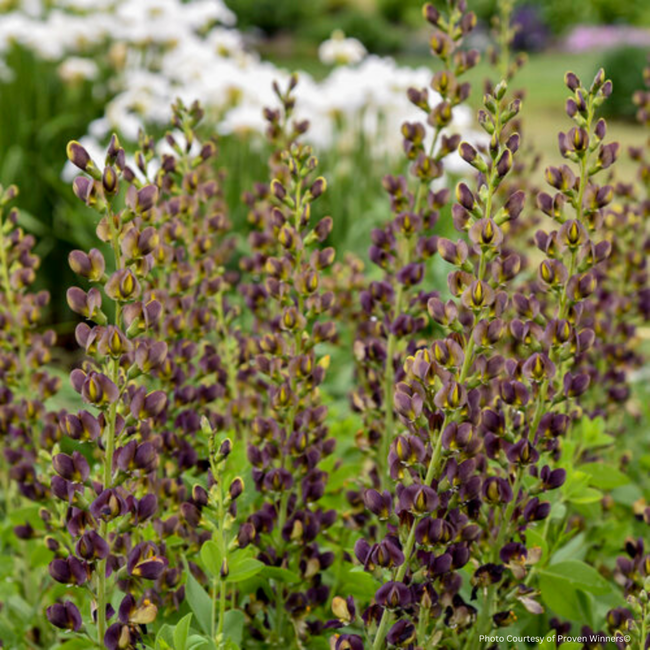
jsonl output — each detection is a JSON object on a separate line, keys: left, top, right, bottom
{"left": 0, "top": 0, "right": 475, "bottom": 174}
{"left": 318, "top": 30, "right": 367, "bottom": 66}
{"left": 58, "top": 56, "right": 99, "bottom": 83}
{"left": 218, "top": 104, "right": 267, "bottom": 136}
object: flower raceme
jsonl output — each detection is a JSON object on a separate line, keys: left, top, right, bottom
{"left": 0, "top": 2, "right": 647, "bottom": 650}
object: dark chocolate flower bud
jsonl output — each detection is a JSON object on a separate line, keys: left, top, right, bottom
{"left": 332, "top": 596, "right": 356, "bottom": 624}
{"left": 437, "top": 238, "right": 468, "bottom": 266}
{"left": 91, "top": 488, "right": 127, "bottom": 520}
{"left": 540, "top": 465, "right": 566, "bottom": 490}
{"left": 69, "top": 248, "right": 105, "bottom": 281}
{"left": 522, "top": 353, "right": 556, "bottom": 382}
{"left": 386, "top": 620, "right": 416, "bottom": 646}
{"left": 229, "top": 477, "right": 244, "bottom": 500}
{"left": 105, "top": 269, "right": 141, "bottom": 302}
{"left": 399, "top": 484, "right": 439, "bottom": 515}
{"left": 66, "top": 286, "right": 104, "bottom": 321}
{"left": 102, "top": 165, "right": 119, "bottom": 194}
{"left": 506, "top": 439, "right": 539, "bottom": 466}
{"left": 422, "top": 3, "right": 440, "bottom": 26}
{"left": 76, "top": 530, "right": 110, "bottom": 561}
{"left": 66, "top": 140, "right": 96, "bottom": 175}
{"left": 335, "top": 634, "right": 364, "bottom": 650}
{"left": 309, "top": 176, "right": 327, "bottom": 199}
{"left": 53, "top": 451, "right": 89, "bottom": 482}
{"left": 469, "top": 218, "right": 503, "bottom": 248}
{"left": 136, "top": 185, "right": 158, "bottom": 212}
{"left": 375, "top": 581, "right": 411, "bottom": 609}
{"left": 461, "top": 280, "right": 495, "bottom": 310}
{"left": 482, "top": 477, "right": 513, "bottom": 505}
{"left": 363, "top": 489, "right": 392, "bottom": 520}
{"left": 49, "top": 557, "right": 89, "bottom": 586}
{"left": 459, "top": 141, "right": 487, "bottom": 173}
{"left": 127, "top": 542, "right": 167, "bottom": 579}
{"left": 523, "top": 497, "right": 550, "bottom": 522}
{"left": 105, "top": 623, "right": 140, "bottom": 650}
{"left": 563, "top": 372, "right": 590, "bottom": 397}
{"left": 495, "top": 149, "right": 513, "bottom": 178}
{"left": 565, "top": 72, "right": 580, "bottom": 91}
{"left": 46, "top": 601, "right": 82, "bottom": 631}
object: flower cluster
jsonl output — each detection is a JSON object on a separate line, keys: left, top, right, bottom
{"left": 335, "top": 6, "right": 648, "bottom": 650}
{"left": 234, "top": 76, "right": 340, "bottom": 645}
{"left": 351, "top": 0, "right": 480, "bottom": 492}
{"left": 0, "top": 182, "right": 61, "bottom": 498}
{"left": 0, "top": 2, "right": 648, "bottom": 650}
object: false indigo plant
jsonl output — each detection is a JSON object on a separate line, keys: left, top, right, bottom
{"left": 352, "top": 0, "right": 480, "bottom": 489}
{"left": 0, "top": 182, "right": 63, "bottom": 648}
{"left": 0, "top": 2, "right": 649, "bottom": 650}
{"left": 54, "top": 134, "right": 172, "bottom": 647}
{"left": 236, "top": 76, "right": 340, "bottom": 646}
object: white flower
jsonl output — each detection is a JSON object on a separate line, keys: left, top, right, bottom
{"left": 0, "top": 0, "right": 476, "bottom": 175}
{"left": 58, "top": 56, "right": 99, "bottom": 82}
{"left": 318, "top": 30, "right": 367, "bottom": 66}
{"left": 218, "top": 104, "right": 267, "bottom": 136}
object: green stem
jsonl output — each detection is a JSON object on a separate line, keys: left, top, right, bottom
{"left": 371, "top": 522, "right": 417, "bottom": 650}
{"left": 217, "top": 579, "right": 227, "bottom": 637}
{"left": 379, "top": 286, "right": 401, "bottom": 482}
{"left": 497, "top": 0, "right": 513, "bottom": 81}
{"left": 97, "top": 204, "right": 122, "bottom": 645}
{"left": 211, "top": 574, "right": 219, "bottom": 640}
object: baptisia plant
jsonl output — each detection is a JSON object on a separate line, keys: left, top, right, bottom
{"left": 47, "top": 136, "right": 170, "bottom": 648}
{"left": 0, "top": 182, "right": 63, "bottom": 647}
{"left": 340, "top": 13, "right": 638, "bottom": 650}
{"left": 0, "top": 2, "right": 649, "bottom": 650}
{"left": 235, "top": 76, "right": 339, "bottom": 647}
{"left": 351, "top": 0, "right": 480, "bottom": 490}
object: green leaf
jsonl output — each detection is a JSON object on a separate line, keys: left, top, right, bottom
{"left": 540, "top": 560, "right": 611, "bottom": 594}
{"left": 200, "top": 541, "right": 223, "bottom": 578}
{"left": 259, "top": 566, "right": 301, "bottom": 583}
{"left": 53, "top": 640, "right": 95, "bottom": 650}
{"left": 226, "top": 554, "right": 264, "bottom": 583}
{"left": 611, "top": 483, "right": 644, "bottom": 507}
{"left": 580, "top": 462, "right": 629, "bottom": 490}
{"left": 568, "top": 487, "right": 602, "bottom": 504}
{"left": 184, "top": 568, "right": 212, "bottom": 636}
{"left": 579, "top": 417, "right": 612, "bottom": 449}
{"left": 561, "top": 470, "right": 602, "bottom": 504}
{"left": 538, "top": 574, "right": 583, "bottom": 621}
{"left": 339, "top": 565, "right": 380, "bottom": 600}
{"left": 223, "top": 609, "right": 245, "bottom": 646}
{"left": 173, "top": 613, "right": 193, "bottom": 650}
{"left": 155, "top": 623, "right": 174, "bottom": 650}
{"left": 187, "top": 635, "right": 215, "bottom": 650}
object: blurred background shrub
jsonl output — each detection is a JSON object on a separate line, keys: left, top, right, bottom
{"left": 597, "top": 46, "right": 649, "bottom": 121}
